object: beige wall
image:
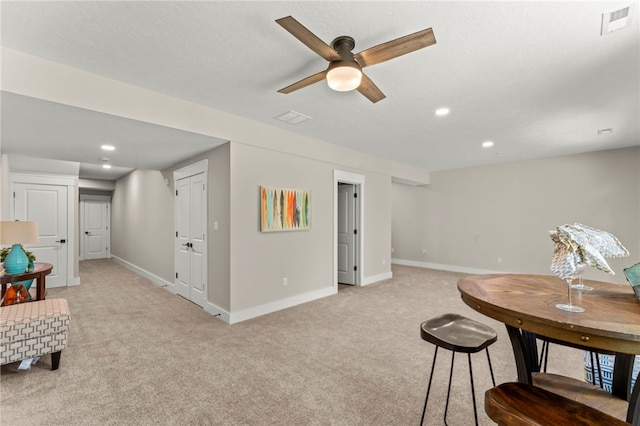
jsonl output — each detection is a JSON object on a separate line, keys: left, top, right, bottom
{"left": 111, "top": 140, "right": 394, "bottom": 318}
{"left": 111, "top": 170, "right": 174, "bottom": 281}
{"left": 229, "top": 142, "right": 334, "bottom": 312}
{"left": 391, "top": 147, "right": 640, "bottom": 284}
{"left": 227, "top": 142, "right": 394, "bottom": 312}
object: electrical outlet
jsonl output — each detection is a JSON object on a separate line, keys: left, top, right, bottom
{"left": 497, "top": 257, "right": 502, "bottom": 263}
{"left": 283, "top": 277, "right": 288, "bottom": 286}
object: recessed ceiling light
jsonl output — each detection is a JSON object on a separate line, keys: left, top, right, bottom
{"left": 598, "top": 128, "right": 613, "bottom": 135}
{"left": 101, "top": 144, "right": 115, "bottom": 151}
{"left": 435, "top": 107, "right": 450, "bottom": 116}
{"left": 482, "top": 141, "right": 494, "bottom": 148}
{"left": 102, "top": 164, "right": 112, "bottom": 169}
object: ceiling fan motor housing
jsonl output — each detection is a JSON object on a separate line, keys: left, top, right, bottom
{"left": 331, "top": 36, "right": 359, "bottom": 64}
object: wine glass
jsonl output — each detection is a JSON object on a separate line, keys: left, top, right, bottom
{"left": 556, "top": 266, "right": 586, "bottom": 313}
{"left": 570, "top": 263, "right": 593, "bottom": 291}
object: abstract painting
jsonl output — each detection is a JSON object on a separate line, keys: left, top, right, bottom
{"left": 260, "top": 186, "right": 311, "bottom": 232}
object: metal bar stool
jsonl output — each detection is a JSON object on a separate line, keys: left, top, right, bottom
{"left": 420, "top": 313, "right": 497, "bottom": 426}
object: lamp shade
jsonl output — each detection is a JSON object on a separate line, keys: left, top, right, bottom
{"left": 0, "top": 221, "right": 39, "bottom": 245}
{"left": 327, "top": 62, "right": 362, "bottom": 92}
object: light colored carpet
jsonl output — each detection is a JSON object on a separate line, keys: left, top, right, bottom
{"left": 0, "top": 260, "right": 583, "bottom": 425}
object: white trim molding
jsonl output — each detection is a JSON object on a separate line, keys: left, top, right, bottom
{"left": 112, "top": 255, "right": 174, "bottom": 289}
{"left": 391, "top": 258, "right": 505, "bottom": 275}
{"left": 362, "top": 271, "right": 393, "bottom": 286}
{"left": 228, "top": 286, "right": 337, "bottom": 324}
{"left": 173, "top": 159, "right": 208, "bottom": 181}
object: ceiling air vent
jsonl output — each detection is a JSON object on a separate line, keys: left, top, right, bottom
{"left": 275, "top": 110, "right": 311, "bottom": 125}
{"left": 601, "top": 4, "right": 636, "bottom": 35}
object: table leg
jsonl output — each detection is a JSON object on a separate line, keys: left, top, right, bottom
{"left": 612, "top": 353, "right": 634, "bottom": 401}
{"left": 36, "top": 272, "right": 45, "bottom": 300}
{"left": 506, "top": 325, "right": 534, "bottom": 384}
{"left": 628, "top": 367, "right": 640, "bottom": 425}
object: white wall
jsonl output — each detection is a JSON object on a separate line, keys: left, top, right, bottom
{"left": 1, "top": 48, "right": 430, "bottom": 185}
{"left": 392, "top": 147, "right": 640, "bottom": 283}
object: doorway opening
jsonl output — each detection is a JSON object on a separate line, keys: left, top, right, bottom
{"left": 333, "top": 170, "right": 364, "bottom": 288}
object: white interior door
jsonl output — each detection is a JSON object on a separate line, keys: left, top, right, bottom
{"left": 175, "top": 171, "right": 207, "bottom": 307}
{"left": 175, "top": 177, "right": 191, "bottom": 299}
{"left": 83, "top": 200, "right": 110, "bottom": 260}
{"left": 188, "top": 173, "right": 206, "bottom": 306}
{"left": 337, "top": 183, "right": 357, "bottom": 285}
{"left": 13, "top": 182, "right": 68, "bottom": 287}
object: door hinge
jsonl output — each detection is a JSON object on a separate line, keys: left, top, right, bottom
{"left": 354, "top": 193, "right": 358, "bottom": 198}
{"left": 176, "top": 231, "right": 178, "bottom": 237}
{"left": 176, "top": 190, "right": 178, "bottom": 196}
{"left": 354, "top": 229, "right": 358, "bottom": 235}
{"left": 354, "top": 266, "right": 358, "bottom": 271}
{"left": 203, "top": 183, "right": 205, "bottom": 190}
{"left": 176, "top": 272, "right": 178, "bottom": 279}
{"left": 13, "top": 191, "right": 15, "bottom": 198}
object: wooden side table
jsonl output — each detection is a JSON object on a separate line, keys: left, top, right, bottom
{"left": 1, "top": 262, "right": 53, "bottom": 303}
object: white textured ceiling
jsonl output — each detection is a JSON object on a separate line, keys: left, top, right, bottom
{"left": 1, "top": 1, "right": 638, "bottom": 180}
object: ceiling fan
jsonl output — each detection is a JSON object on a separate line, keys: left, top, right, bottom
{"left": 276, "top": 16, "right": 436, "bottom": 103}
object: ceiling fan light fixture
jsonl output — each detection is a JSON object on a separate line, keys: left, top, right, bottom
{"left": 326, "top": 62, "right": 362, "bottom": 92}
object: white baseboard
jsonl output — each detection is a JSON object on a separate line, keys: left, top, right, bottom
{"left": 228, "top": 286, "right": 337, "bottom": 324}
{"left": 204, "top": 302, "right": 230, "bottom": 323}
{"left": 111, "top": 255, "right": 174, "bottom": 289}
{"left": 362, "top": 271, "right": 393, "bottom": 286}
{"left": 391, "top": 258, "right": 504, "bottom": 275}
{"left": 109, "top": 257, "right": 339, "bottom": 325}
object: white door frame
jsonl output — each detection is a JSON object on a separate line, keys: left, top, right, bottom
{"left": 333, "top": 170, "right": 364, "bottom": 287}
{"left": 173, "top": 159, "right": 208, "bottom": 304}
{"left": 10, "top": 173, "right": 77, "bottom": 286}
{"left": 79, "top": 194, "right": 112, "bottom": 261}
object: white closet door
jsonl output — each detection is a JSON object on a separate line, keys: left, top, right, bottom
{"left": 174, "top": 172, "right": 207, "bottom": 307}
{"left": 13, "top": 183, "right": 68, "bottom": 287}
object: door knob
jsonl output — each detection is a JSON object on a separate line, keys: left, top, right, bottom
{"left": 56, "top": 239, "right": 66, "bottom": 243}
{"left": 182, "top": 243, "right": 192, "bottom": 248}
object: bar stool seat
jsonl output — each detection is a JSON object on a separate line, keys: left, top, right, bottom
{"left": 420, "top": 313, "right": 498, "bottom": 426}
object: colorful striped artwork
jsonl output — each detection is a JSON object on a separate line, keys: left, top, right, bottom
{"left": 260, "top": 186, "right": 311, "bottom": 232}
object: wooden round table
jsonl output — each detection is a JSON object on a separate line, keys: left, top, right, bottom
{"left": 1, "top": 262, "right": 53, "bottom": 303}
{"left": 458, "top": 274, "right": 640, "bottom": 424}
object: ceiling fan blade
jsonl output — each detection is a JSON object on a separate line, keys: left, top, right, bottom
{"left": 357, "top": 73, "right": 386, "bottom": 103}
{"left": 354, "top": 28, "right": 436, "bottom": 68}
{"left": 276, "top": 16, "right": 341, "bottom": 62}
{"left": 278, "top": 70, "right": 328, "bottom": 94}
